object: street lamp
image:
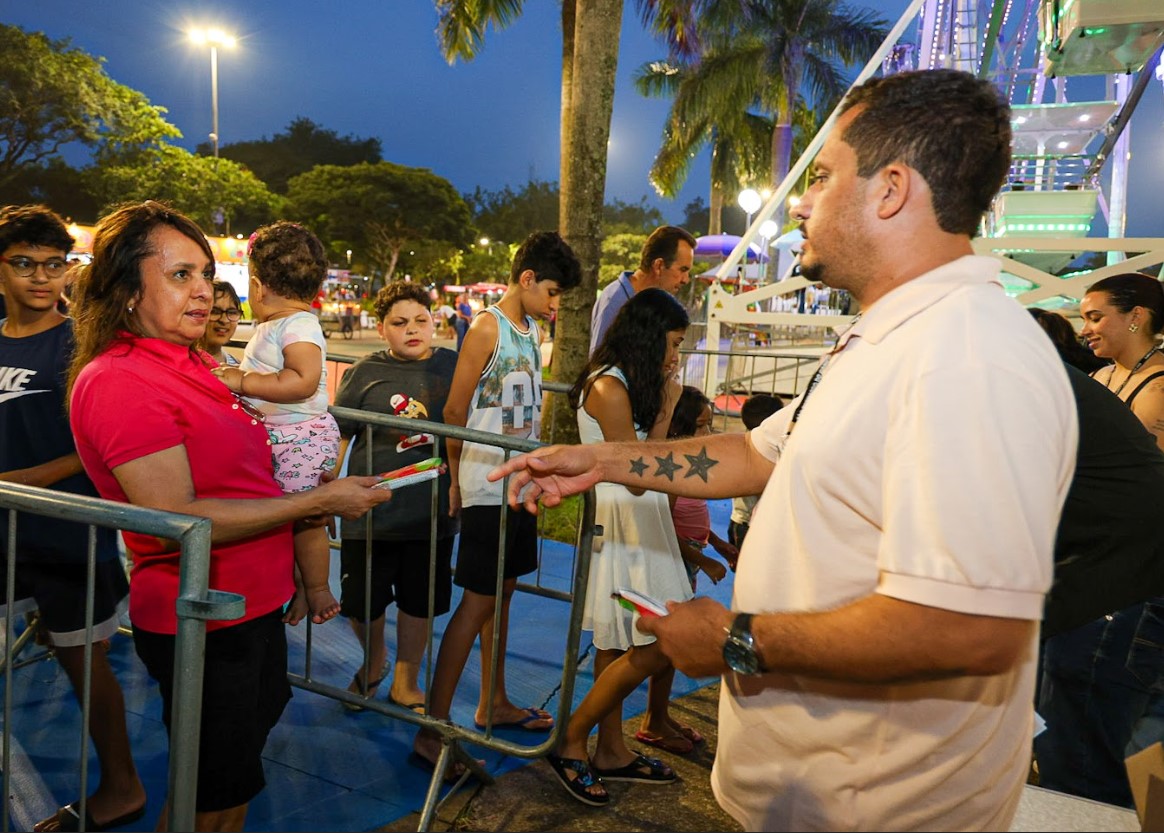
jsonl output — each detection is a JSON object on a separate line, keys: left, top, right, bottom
{"left": 737, "top": 188, "right": 762, "bottom": 240}
{"left": 188, "top": 27, "right": 236, "bottom": 157}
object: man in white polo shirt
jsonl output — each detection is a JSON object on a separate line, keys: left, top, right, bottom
{"left": 490, "top": 68, "right": 1077, "bottom": 831}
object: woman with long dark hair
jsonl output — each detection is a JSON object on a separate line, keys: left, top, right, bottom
{"left": 545, "top": 288, "right": 693, "bottom": 806}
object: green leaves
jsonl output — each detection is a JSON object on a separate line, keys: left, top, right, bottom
{"left": 0, "top": 24, "right": 178, "bottom": 188}
{"left": 287, "top": 161, "right": 473, "bottom": 281}
{"left": 89, "top": 145, "right": 281, "bottom": 232}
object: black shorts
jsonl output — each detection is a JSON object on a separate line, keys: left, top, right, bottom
{"left": 339, "top": 537, "right": 454, "bottom": 621}
{"left": 2, "top": 558, "right": 128, "bottom": 647}
{"left": 453, "top": 505, "right": 538, "bottom": 596}
{"left": 133, "top": 607, "right": 291, "bottom": 813}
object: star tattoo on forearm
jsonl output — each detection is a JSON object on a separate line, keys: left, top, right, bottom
{"left": 653, "top": 452, "right": 682, "bottom": 480}
{"left": 684, "top": 446, "right": 718, "bottom": 481}
{"left": 626, "top": 447, "right": 722, "bottom": 482}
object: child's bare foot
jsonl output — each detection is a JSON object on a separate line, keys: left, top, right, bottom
{"left": 305, "top": 585, "right": 341, "bottom": 624}
{"left": 412, "top": 730, "right": 484, "bottom": 782}
{"left": 282, "top": 590, "right": 310, "bottom": 626}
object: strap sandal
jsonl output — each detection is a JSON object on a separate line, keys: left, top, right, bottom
{"left": 546, "top": 753, "right": 609, "bottom": 806}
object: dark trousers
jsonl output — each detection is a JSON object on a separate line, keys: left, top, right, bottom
{"left": 1035, "top": 600, "right": 1164, "bottom": 807}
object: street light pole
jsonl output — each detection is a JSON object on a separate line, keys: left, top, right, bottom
{"left": 189, "top": 28, "right": 236, "bottom": 158}
{"left": 209, "top": 44, "right": 219, "bottom": 157}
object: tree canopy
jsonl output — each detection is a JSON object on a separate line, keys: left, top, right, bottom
{"left": 90, "top": 145, "right": 281, "bottom": 234}
{"left": 468, "top": 177, "right": 666, "bottom": 244}
{"left": 467, "top": 179, "right": 560, "bottom": 245}
{"left": 287, "top": 161, "right": 473, "bottom": 282}
{"left": 0, "top": 24, "right": 179, "bottom": 189}
{"left": 205, "top": 117, "right": 383, "bottom": 194}
{"left": 636, "top": 0, "right": 885, "bottom": 235}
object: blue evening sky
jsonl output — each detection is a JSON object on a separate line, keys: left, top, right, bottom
{"left": 4, "top": 1, "right": 1162, "bottom": 234}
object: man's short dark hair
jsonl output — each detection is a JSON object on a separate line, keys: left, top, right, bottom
{"left": 638, "top": 225, "right": 697, "bottom": 273}
{"left": 741, "top": 393, "right": 784, "bottom": 430}
{"left": 840, "top": 69, "right": 1012, "bottom": 236}
{"left": 374, "top": 281, "right": 432, "bottom": 320}
{"left": 0, "top": 204, "right": 74, "bottom": 255}
{"left": 510, "top": 231, "right": 582, "bottom": 291}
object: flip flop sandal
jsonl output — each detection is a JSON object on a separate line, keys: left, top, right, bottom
{"left": 474, "top": 706, "right": 554, "bottom": 731}
{"left": 35, "top": 800, "right": 146, "bottom": 833}
{"left": 677, "top": 724, "right": 705, "bottom": 745}
{"left": 591, "top": 752, "right": 677, "bottom": 784}
{"left": 546, "top": 754, "right": 609, "bottom": 806}
{"left": 343, "top": 666, "right": 386, "bottom": 712}
{"left": 634, "top": 729, "right": 694, "bottom": 755}
{"left": 388, "top": 692, "right": 426, "bottom": 714}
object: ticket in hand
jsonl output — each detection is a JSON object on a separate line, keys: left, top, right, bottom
{"left": 611, "top": 587, "right": 669, "bottom": 618}
{"left": 373, "top": 457, "right": 445, "bottom": 491}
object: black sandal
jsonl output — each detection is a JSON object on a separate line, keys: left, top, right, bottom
{"left": 546, "top": 754, "right": 609, "bottom": 806}
{"left": 591, "top": 752, "right": 676, "bottom": 784}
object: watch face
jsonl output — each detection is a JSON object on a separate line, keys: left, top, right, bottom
{"left": 724, "top": 636, "right": 761, "bottom": 675}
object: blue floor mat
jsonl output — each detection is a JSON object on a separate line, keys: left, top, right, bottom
{"left": 2, "top": 499, "right": 737, "bottom": 832}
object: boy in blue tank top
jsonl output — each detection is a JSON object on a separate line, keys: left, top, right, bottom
{"left": 413, "top": 231, "right": 581, "bottom": 770}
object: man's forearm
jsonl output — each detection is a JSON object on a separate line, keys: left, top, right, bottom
{"left": 597, "top": 433, "right": 771, "bottom": 500}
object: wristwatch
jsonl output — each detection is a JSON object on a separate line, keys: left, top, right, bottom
{"left": 722, "top": 612, "right": 765, "bottom": 675}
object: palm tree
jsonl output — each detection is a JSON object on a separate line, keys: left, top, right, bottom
{"left": 432, "top": 0, "right": 709, "bottom": 442}
{"left": 636, "top": 57, "right": 772, "bottom": 234}
{"left": 640, "top": 0, "right": 887, "bottom": 234}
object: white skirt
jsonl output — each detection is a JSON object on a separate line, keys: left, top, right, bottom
{"left": 581, "top": 482, "right": 695, "bottom": 651}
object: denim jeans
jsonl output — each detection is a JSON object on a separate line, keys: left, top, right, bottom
{"left": 1035, "top": 600, "right": 1164, "bottom": 807}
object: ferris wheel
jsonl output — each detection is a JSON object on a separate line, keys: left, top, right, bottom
{"left": 697, "top": 0, "right": 1164, "bottom": 399}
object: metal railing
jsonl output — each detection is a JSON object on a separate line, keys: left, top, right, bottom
{"left": 0, "top": 483, "right": 235, "bottom": 833}
{"left": 291, "top": 405, "right": 597, "bottom": 831}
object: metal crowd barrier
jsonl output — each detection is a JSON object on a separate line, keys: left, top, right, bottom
{"left": 0, "top": 482, "right": 232, "bottom": 833}
{"left": 294, "top": 405, "right": 597, "bottom": 831}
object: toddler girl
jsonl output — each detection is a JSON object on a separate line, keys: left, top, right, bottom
{"left": 213, "top": 221, "right": 340, "bottom": 625}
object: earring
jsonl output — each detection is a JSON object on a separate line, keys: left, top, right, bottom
{"left": 127, "top": 304, "right": 134, "bottom": 314}
{"left": 1130, "top": 323, "right": 1139, "bottom": 333}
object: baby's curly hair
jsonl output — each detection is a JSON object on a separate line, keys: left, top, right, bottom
{"left": 247, "top": 221, "right": 328, "bottom": 303}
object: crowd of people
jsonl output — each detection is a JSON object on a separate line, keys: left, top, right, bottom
{"left": 2, "top": 67, "right": 1163, "bottom": 833}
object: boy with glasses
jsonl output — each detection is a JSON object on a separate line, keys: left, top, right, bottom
{"left": 0, "top": 205, "right": 146, "bottom": 832}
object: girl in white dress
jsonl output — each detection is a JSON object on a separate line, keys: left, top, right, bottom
{"left": 545, "top": 288, "right": 694, "bottom": 806}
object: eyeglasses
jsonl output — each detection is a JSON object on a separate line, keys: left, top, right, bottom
{"left": 210, "top": 307, "right": 242, "bottom": 322}
{"left": 231, "top": 394, "right": 265, "bottom": 425}
{"left": 0, "top": 255, "right": 68, "bottom": 279}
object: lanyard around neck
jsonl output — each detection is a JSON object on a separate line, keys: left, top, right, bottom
{"left": 1110, "top": 345, "right": 1159, "bottom": 397}
{"left": 787, "top": 318, "right": 861, "bottom": 435}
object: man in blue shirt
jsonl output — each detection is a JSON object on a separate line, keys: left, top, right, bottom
{"left": 589, "top": 225, "right": 695, "bottom": 354}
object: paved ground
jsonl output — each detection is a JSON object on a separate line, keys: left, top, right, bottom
{"left": 380, "top": 682, "right": 743, "bottom": 833}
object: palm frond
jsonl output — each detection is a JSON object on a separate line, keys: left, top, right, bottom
{"left": 435, "top": 0, "right": 526, "bottom": 63}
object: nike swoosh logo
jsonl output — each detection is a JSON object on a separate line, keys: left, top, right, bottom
{"left": 0, "top": 389, "right": 51, "bottom": 404}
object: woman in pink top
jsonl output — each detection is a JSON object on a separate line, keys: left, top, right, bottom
{"left": 66, "top": 201, "right": 390, "bottom": 833}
